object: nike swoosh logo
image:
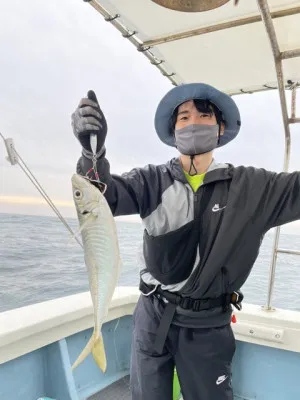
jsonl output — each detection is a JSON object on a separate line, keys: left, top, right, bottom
{"left": 216, "top": 375, "right": 228, "bottom": 385}
{"left": 212, "top": 205, "right": 226, "bottom": 213}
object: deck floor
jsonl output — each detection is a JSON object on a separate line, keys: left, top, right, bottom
{"left": 88, "top": 375, "right": 131, "bottom": 400}
{"left": 87, "top": 375, "right": 184, "bottom": 400}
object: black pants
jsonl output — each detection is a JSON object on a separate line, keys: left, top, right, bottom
{"left": 130, "top": 295, "right": 236, "bottom": 400}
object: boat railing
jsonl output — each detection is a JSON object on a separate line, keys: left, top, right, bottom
{"left": 255, "top": 1, "right": 300, "bottom": 310}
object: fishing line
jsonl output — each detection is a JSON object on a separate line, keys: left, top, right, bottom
{"left": 0, "top": 132, "right": 91, "bottom": 302}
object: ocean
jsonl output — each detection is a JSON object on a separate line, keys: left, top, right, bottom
{"left": 1, "top": 212, "right": 300, "bottom": 314}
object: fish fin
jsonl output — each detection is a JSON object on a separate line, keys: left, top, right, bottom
{"left": 92, "top": 333, "right": 107, "bottom": 373}
{"left": 71, "top": 331, "right": 107, "bottom": 373}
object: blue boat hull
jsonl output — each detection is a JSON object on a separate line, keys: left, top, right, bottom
{"left": 1, "top": 314, "right": 300, "bottom": 400}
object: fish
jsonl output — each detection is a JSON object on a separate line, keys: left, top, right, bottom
{"left": 71, "top": 173, "right": 122, "bottom": 372}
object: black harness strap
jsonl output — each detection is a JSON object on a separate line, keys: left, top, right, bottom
{"left": 153, "top": 302, "right": 177, "bottom": 354}
{"left": 140, "top": 280, "right": 243, "bottom": 354}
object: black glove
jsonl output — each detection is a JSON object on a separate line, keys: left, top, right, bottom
{"left": 71, "top": 90, "right": 107, "bottom": 154}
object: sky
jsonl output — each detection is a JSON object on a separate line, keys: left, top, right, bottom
{"left": 0, "top": 0, "right": 299, "bottom": 234}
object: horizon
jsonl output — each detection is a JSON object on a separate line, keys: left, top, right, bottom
{"left": 1, "top": 210, "right": 300, "bottom": 236}
{"left": 0, "top": 210, "right": 142, "bottom": 224}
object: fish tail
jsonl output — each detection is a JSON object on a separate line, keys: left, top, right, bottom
{"left": 71, "top": 331, "right": 107, "bottom": 372}
{"left": 91, "top": 333, "right": 107, "bottom": 372}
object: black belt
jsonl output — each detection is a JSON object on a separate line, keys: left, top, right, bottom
{"left": 139, "top": 280, "right": 243, "bottom": 354}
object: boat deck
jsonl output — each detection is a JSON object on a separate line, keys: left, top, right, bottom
{"left": 88, "top": 375, "right": 184, "bottom": 400}
{"left": 88, "top": 376, "right": 131, "bottom": 400}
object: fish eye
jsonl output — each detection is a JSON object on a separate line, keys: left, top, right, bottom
{"left": 74, "top": 189, "right": 82, "bottom": 199}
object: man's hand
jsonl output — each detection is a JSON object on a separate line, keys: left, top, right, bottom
{"left": 71, "top": 90, "right": 107, "bottom": 153}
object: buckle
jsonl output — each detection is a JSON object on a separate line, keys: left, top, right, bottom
{"left": 232, "top": 291, "right": 240, "bottom": 303}
{"left": 192, "top": 299, "right": 202, "bottom": 312}
{"left": 180, "top": 297, "right": 193, "bottom": 309}
{"left": 231, "top": 291, "right": 243, "bottom": 310}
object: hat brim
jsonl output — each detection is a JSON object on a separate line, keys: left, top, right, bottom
{"left": 154, "top": 83, "right": 241, "bottom": 147}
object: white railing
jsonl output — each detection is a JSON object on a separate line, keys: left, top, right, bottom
{"left": 1, "top": 286, "right": 300, "bottom": 366}
{"left": 0, "top": 286, "right": 139, "bottom": 364}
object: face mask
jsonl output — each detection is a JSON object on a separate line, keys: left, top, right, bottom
{"left": 174, "top": 124, "right": 219, "bottom": 156}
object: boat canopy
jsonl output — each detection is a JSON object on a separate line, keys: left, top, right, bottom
{"left": 86, "top": 0, "right": 300, "bottom": 95}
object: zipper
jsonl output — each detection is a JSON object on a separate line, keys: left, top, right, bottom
{"left": 185, "top": 184, "right": 201, "bottom": 219}
{"left": 194, "top": 194, "right": 199, "bottom": 219}
{"left": 194, "top": 186, "right": 204, "bottom": 220}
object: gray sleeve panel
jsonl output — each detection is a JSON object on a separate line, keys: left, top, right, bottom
{"left": 76, "top": 154, "right": 174, "bottom": 219}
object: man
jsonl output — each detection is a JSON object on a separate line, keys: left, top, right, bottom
{"left": 72, "top": 83, "right": 300, "bottom": 400}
